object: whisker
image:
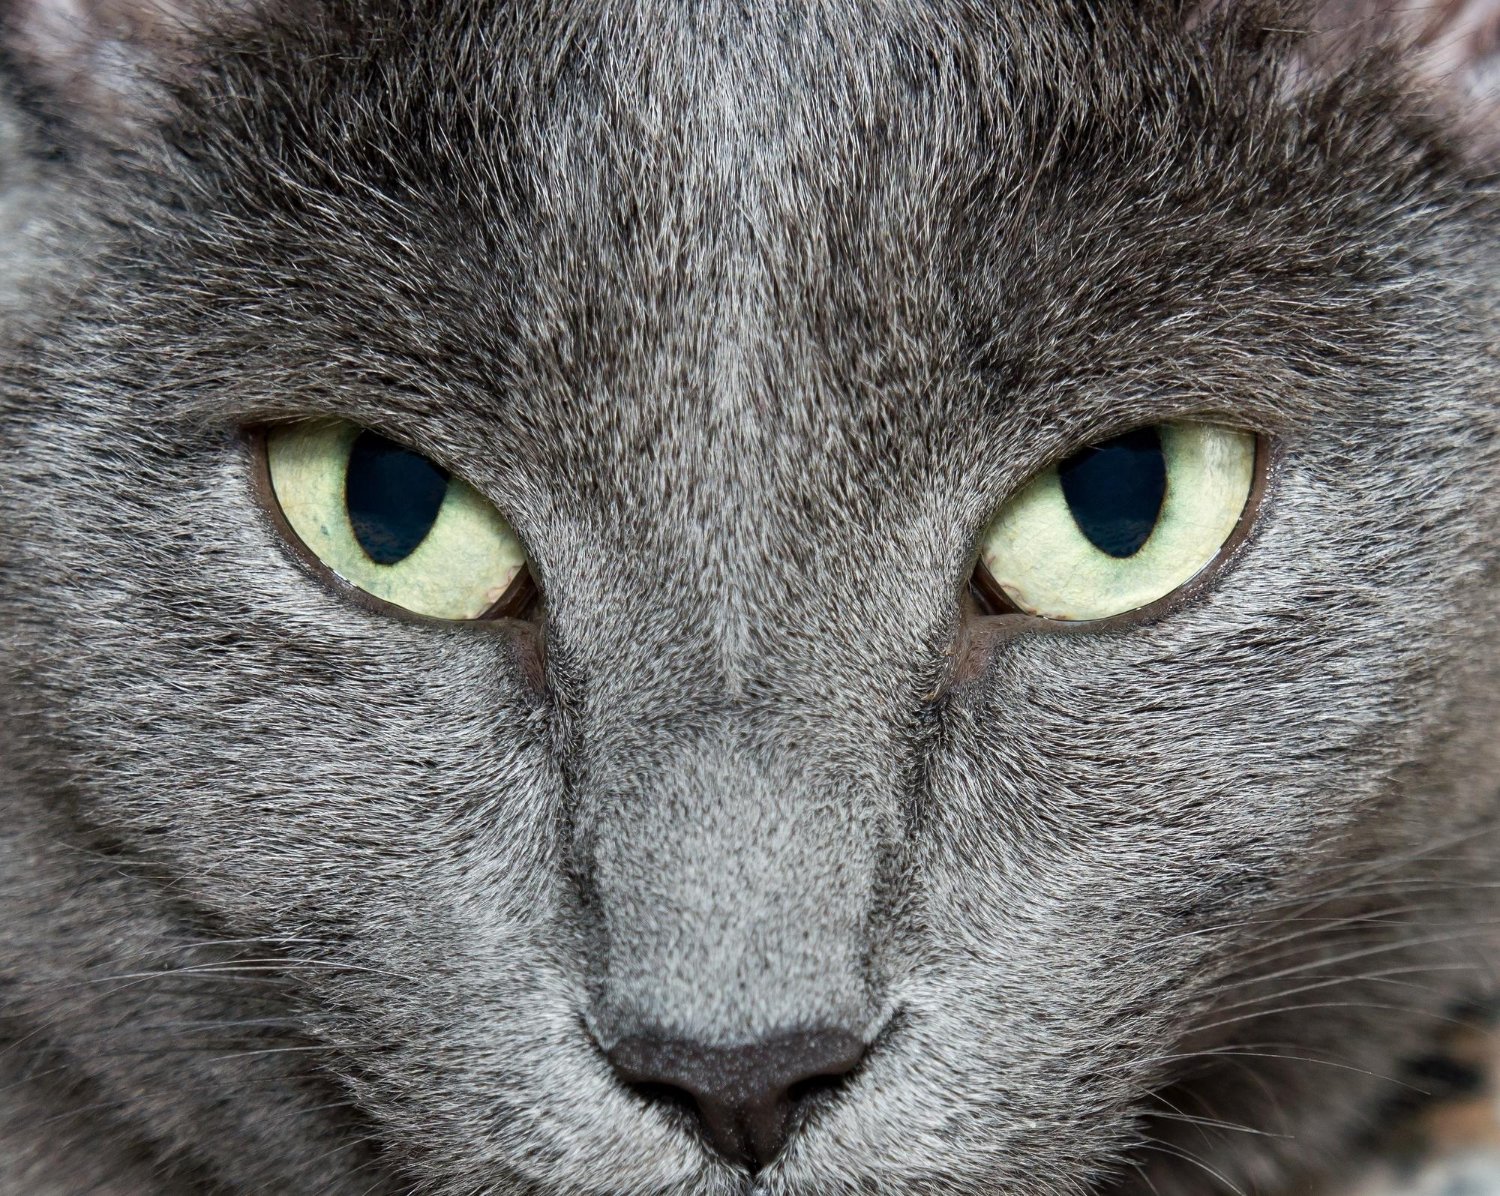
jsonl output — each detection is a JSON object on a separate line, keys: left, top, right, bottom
{"left": 1133, "top": 1137, "right": 1249, "bottom": 1196}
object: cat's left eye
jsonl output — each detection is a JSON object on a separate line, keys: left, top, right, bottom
{"left": 259, "top": 420, "right": 533, "bottom": 621}
{"left": 974, "top": 422, "right": 1261, "bottom": 623}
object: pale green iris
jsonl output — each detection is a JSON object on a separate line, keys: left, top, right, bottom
{"left": 265, "top": 421, "right": 528, "bottom": 621}
{"left": 979, "top": 423, "right": 1257, "bottom": 622}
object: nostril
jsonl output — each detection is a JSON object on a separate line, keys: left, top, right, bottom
{"left": 625, "top": 1079, "right": 702, "bottom": 1123}
{"left": 785, "top": 1069, "right": 850, "bottom": 1109}
{"left": 607, "top": 1027, "right": 866, "bottom": 1172}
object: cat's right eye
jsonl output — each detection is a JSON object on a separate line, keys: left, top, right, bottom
{"left": 259, "top": 420, "right": 534, "bottom": 621}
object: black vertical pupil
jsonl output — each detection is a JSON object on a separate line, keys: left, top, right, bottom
{"left": 1057, "top": 426, "right": 1167, "bottom": 558}
{"left": 345, "top": 431, "right": 450, "bottom": 566}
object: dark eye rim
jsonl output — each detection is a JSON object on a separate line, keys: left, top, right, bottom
{"left": 247, "top": 424, "right": 541, "bottom": 626}
{"left": 967, "top": 426, "right": 1276, "bottom": 634}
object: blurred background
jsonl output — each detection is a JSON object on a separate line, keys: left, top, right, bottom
{"left": 1337, "top": 1025, "right": 1500, "bottom": 1196}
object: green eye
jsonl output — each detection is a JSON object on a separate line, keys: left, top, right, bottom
{"left": 975, "top": 423, "right": 1259, "bottom": 623}
{"left": 262, "top": 420, "right": 532, "bottom": 621}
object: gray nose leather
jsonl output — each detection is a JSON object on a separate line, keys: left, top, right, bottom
{"left": 608, "top": 1027, "right": 867, "bottom": 1170}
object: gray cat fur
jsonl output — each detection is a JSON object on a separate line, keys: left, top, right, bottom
{"left": 0, "top": 0, "right": 1496, "bottom": 1193}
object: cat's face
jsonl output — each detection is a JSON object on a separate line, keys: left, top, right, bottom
{"left": 1, "top": 2, "right": 1497, "bottom": 1194}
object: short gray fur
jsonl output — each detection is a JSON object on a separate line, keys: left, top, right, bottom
{"left": 0, "top": 1, "right": 1496, "bottom": 1194}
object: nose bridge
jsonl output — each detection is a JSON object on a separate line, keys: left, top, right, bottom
{"left": 581, "top": 714, "right": 891, "bottom": 1050}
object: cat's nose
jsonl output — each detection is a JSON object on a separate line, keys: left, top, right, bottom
{"left": 607, "top": 1026, "right": 866, "bottom": 1171}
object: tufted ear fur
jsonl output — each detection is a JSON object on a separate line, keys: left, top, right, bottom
{"left": 1189, "top": 0, "right": 1499, "bottom": 161}
{"left": 1, "top": 0, "right": 236, "bottom": 128}
{"left": 1307, "top": 0, "right": 1500, "bottom": 159}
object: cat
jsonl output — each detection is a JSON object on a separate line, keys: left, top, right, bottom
{"left": 0, "top": 0, "right": 1496, "bottom": 1193}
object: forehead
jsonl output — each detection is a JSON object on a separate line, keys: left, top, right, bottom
{"left": 159, "top": 1, "right": 1384, "bottom": 527}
